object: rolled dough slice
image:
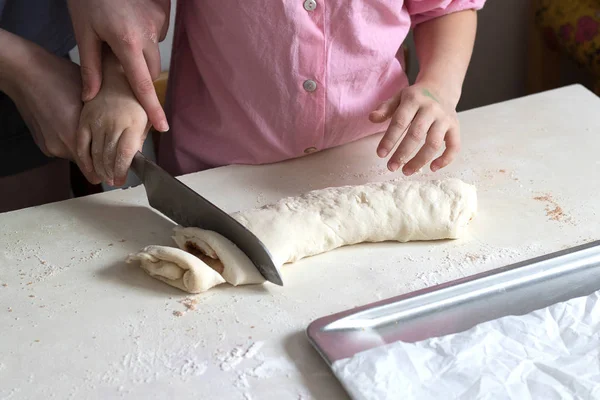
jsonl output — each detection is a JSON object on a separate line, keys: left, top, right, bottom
{"left": 127, "top": 178, "right": 477, "bottom": 293}
{"left": 126, "top": 245, "right": 226, "bottom": 293}
{"left": 172, "top": 226, "right": 264, "bottom": 286}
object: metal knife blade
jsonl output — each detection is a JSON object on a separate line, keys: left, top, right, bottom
{"left": 130, "top": 152, "right": 283, "bottom": 286}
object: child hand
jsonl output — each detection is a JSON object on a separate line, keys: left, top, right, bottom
{"left": 369, "top": 83, "right": 460, "bottom": 175}
{"left": 77, "top": 55, "right": 150, "bottom": 187}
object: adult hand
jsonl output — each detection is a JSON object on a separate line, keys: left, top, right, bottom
{"left": 67, "top": 0, "right": 171, "bottom": 132}
{"left": 370, "top": 83, "right": 460, "bottom": 176}
{"left": 7, "top": 46, "right": 101, "bottom": 184}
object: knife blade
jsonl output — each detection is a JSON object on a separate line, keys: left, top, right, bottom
{"left": 130, "top": 151, "right": 283, "bottom": 286}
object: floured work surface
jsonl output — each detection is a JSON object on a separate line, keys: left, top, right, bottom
{"left": 1, "top": 85, "right": 600, "bottom": 399}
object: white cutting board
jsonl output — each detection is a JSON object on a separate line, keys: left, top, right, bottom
{"left": 1, "top": 85, "right": 599, "bottom": 399}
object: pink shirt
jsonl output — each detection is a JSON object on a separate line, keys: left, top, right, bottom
{"left": 160, "top": 0, "right": 485, "bottom": 176}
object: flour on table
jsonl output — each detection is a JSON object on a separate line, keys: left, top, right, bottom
{"left": 127, "top": 179, "right": 477, "bottom": 293}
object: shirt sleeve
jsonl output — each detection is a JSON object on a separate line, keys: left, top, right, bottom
{"left": 407, "top": 0, "right": 486, "bottom": 27}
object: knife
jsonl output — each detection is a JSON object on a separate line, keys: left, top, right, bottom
{"left": 130, "top": 151, "right": 283, "bottom": 286}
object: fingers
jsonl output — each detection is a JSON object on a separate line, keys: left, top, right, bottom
{"left": 76, "top": 124, "right": 102, "bottom": 184}
{"left": 103, "top": 133, "right": 120, "bottom": 186}
{"left": 91, "top": 126, "right": 107, "bottom": 183}
{"left": 78, "top": 33, "right": 103, "bottom": 102}
{"left": 76, "top": 124, "right": 94, "bottom": 174}
{"left": 431, "top": 126, "right": 461, "bottom": 172}
{"left": 376, "top": 94, "right": 420, "bottom": 159}
{"left": 112, "top": 46, "right": 168, "bottom": 132}
{"left": 403, "top": 121, "right": 447, "bottom": 176}
{"left": 113, "top": 128, "right": 146, "bottom": 187}
{"left": 143, "top": 45, "right": 162, "bottom": 81}
{"left": 374, "top": 85, "right": 461, "bottom": 175}
{"left": 388, "top": 108, "right": 434, "bottom": 172}
{"left": 369, "top": 93, "right": 401, "bottom": 123}
{"left": 83, "top": 123, "right": 146, "bottom": 186}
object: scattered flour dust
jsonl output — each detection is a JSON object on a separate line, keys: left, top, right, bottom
{"left": 213, "top": 341, "right": 298, "bottom": 398}
{"left": 2, "top": 237, "right": 111, "bottom": 286}
{"left": 101, "top": 346, "right": 208, "bottom": 385}
{"left": 216, "top": 341, "right": 265, "bottom": 372}
{"left": 409, "top": 242, "right": 545, "bottom": 288}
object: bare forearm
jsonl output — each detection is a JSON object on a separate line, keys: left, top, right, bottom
{"left": 0, "top": 29, "right": 36, "bottom": 97}
{"left": 413, "top": 10, "right": 477, "bottom": 108}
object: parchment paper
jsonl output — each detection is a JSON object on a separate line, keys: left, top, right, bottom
{"left": 332, "top": 291, "right": 600, "bottom": 400}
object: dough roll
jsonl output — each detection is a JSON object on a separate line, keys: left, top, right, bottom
{"left": 127, "top": 178, "right": 477, "bottom": 293}
{"left": 233, "top": 178, "right": 477, "bottom": 267}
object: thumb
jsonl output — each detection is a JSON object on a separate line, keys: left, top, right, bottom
{"left": 369, "top": 93, "right": 401, "bottom": 123}
{"left": 78, "top": 33, "right": 103, "bottom": 101}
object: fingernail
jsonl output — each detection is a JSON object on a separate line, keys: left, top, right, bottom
{"left": 158, "top": 120, "right": 169, "bottom": 132}
{"left": 388, "top": 162, "right": 399, "bottom": 172}
{"left": 431, "top": 165, "right": 439, "bottom": 172}
{"left": 377, "top": 148, "right": 389, "bottom": 158}
{"left": 404, "top": 168, "right": 414, "bottom": 176}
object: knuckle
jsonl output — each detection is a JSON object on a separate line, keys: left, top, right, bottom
{"left": 402, "top": 90, "right": 417, "bottom": 103}
{"left": 407, "top": 127, "right": 424, "bottom": 141}
{"left": 422, "top": 103, "right": 437, "bottom": 113}
{"left": 92, "top": 116, "right": 104, "bottom": 129}
{"left": 427, "top": 137, "right": 444, "bottom": 151}
{"left": 390, "top": 118, "right": 407, "bottom": 130}
{"left": 118, "top": 28, "right": 140, "bottom": 49}
{"left": 143, "top": 27, "right": 159, "bottom": 44}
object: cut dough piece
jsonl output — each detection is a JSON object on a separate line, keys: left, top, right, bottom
{"left": 126, "top": 245, "right": 226, "bottom": 293}
{"left": 172, "top": 226, "right": 265, "bottom": 286}
{"left": 232, "top": 178, "right": 477, "bottom": 267}
{"left": 128, "top": 178, "right": 477, "bottom": 294}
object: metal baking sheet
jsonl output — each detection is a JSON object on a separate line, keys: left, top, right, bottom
{"left": 307, "top": 240, "right": 600, "bottom": 366}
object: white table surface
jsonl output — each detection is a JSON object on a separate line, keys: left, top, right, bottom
{"left": 1, "top": 85, "right": 600, "bottom": 400}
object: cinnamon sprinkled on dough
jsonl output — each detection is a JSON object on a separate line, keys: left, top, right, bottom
{"left": 185, "top": 242, "right": 225, "bottom": 274}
